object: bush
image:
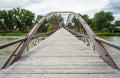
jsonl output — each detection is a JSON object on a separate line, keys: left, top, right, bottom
{"left": 47, "top": 25, "right": 56, "bottom": 31}
{"left": 102, "top": 28, "right": 110, "bottom": 32}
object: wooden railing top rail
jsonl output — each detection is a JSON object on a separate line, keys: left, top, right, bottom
{"left": 0, "top": 29, "right": 57, "bottom": 50}
{"left": 95, "top": 37, "right": 120, "bottom": 50}
{"left": 65, "top": 27, "right": 120, "bottom": 70}
{"left": 0, "top": 37, "right": 27, "bottom": 49}
{"left": 66, "top": 28, "right": 120, "bottom": 51}
{"left": 66, "top": 28, "right": 89, "bottom": 38}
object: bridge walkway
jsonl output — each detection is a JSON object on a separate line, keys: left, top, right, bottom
{"left": 0, "top": 28, "right": 120, "bottom": 78}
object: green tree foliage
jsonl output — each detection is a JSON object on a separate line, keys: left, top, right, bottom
{"left": 47, "top": 14, "right": 64, "bottom": 27}
{"left": 72, "top": 16, "right": 81, "bottom": 32}
{"left": 12, "top": 8, "right": 35, "bottom": 32}
{"left": 0, "top": 10, "right": 15, "bottom": 32}
{"left": 35, "top": 15, "right": 49, "bottom": 33}
{"left": 36, "top": 15, "right": 43, "bottom": 22}
{"left": 81, "top": 14, "right": 92, "bottom": 26}
{"left": 33, "top": 14, "right": 64, "bottom": 33}
{"left": 38, "top": 19, "right": 48, "bottom": 33}
{"left": 0, "top": 8, "right": 35, "bottom": 33}
{"left": 36, "top": 15, "right": 44, "bottom": 33}
{"left": 92, "top": 11, "right": 114, "bottom": 32}
{"left": 72, "top": 14, "right": 92, "bottom": 32}
{"left": 0, "top": 10, "right": 7, "bottom": 32}
{"left": 47, "top": 25, "right": 56, "bottom": 31}
{"left": 0, "top": 9, "right": 116, "bottom": 34}
{"left": 114, "top": 21, "right": 120, "bottom": 26}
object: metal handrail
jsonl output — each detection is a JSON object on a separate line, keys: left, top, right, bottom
{"left": 0, "top": 35, "right": 44, "bottom": 50}
{"left": 95, "top": 37, "right": 120, "bottom": 50}
{"left": 66, "top": 28, "right": 89, "bottom": 38}
{"left": 0, "top": 29, "right": 57, "bottom": 69}
{"left": 66, "top": 27, "right": 120, "bottom": 70}
{"left": 69, "top": 28, "right": 120, "bottom": 57}
{"left": 66, "top": 28, "right": 120, "bottom": 51}
{"left": 0, "top": 37, "right": 27, "bottom": 49}
{"left": 0, "top": 30, "right": 55, "bottom": 50}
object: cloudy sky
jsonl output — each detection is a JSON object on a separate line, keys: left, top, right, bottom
{"left": 0, "top": 0, "right": 120, "bottom": 20}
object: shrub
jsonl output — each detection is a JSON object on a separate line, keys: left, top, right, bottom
{"left": 47, "top": 25, "right": 56, "bottom": 31}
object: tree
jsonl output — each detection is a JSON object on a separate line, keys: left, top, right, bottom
{"left": 36, "top": 15, "right": 43, "bottom": 22}
{"left": 72, "top": 14, "right": 92, "bottom": 32}
{"left": 114, "top": 21, "right": 120, "bottom": 26}
{"left": 47, "top": 14, "right": 64, "bottom": 27}
{"left": 72, "top": 16, "right": 82, "bottom": 32}
{"left": 0, "top": 10, "right": 8, "bottom": 32}
{"left": 0, "top": 9, "right": 17, "bottom": 32}
{"left": 81, "top": 14, "right": 93, "bottom": 32}
{"left": 38, "top": 19, "right": 48, "bottom": 33}
{"left": 12, "top": 8, "right": 35, "bottom": 32}
{"left": 0, "top": 8, "right": 35, "bottom": 33}
{"left": 81, "top": 14, "right": 92, "bottom": 26}
{"left": 92, "top": 11, "right": 114, "bottom": 32}
{"left": 35, "top": 15, "right": 49, "bottom": 33}
{"left": 7, "top": 10, "right": 15, "bottom": 32}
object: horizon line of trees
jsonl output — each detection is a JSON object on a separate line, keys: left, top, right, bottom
{"left": 0, "top": 8, "right": 64, "bottom": 33}
{"left": 0, "top": 8, "right": 35, "bottom": 33}
{"left": 69, "top": 11, "right": 120, "bottom": 33}
{"left": 0, "top": 8, "right": 120, "bottom": 33}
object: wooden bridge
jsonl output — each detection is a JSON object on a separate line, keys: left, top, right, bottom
{"left": 0, "top": 11, "right": 120, "bottom": 78}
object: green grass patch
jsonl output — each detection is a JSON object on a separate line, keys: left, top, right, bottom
{"left": 96, "top": 32, "right": 120, "bottom": 36}
{"left": 0, "top": 33, "right": 27, "bottom": 36}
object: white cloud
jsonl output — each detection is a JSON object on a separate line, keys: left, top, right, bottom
{"left": 114, "top": 14, "right": 120, "bottom": 20}
{"left": 24, "top": 0, "right": 109, "bottom": 15}
{"left": 103, "top": 0, "right": 120, "bottom": 20}
{"left": 0, "top": 0, "right": 109, "bottom": 14}
{"left": 1, "top": 0, "right": 120, "bottom": 21}
{"left": 0, "top": 0, "right": 29, "bottom": 8}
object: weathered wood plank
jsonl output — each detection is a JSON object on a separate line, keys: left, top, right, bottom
{"left": 0, "top": 28, "right": 120, "bottom": 78}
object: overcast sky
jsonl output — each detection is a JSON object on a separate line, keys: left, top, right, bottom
{"left": 0, "top": 0, "right": 120, "bottom": 20}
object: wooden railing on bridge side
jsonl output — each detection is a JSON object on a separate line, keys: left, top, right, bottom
{"left": 0, "top": 29, "right": 58, "bottom": 69}
{"left": 65, "top": 28, "right": 120, "bottom": 70}
{"left": 65, "top": 28, "right": 120, "bottom": 51}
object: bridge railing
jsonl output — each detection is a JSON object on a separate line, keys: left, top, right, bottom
{"left": 65, "top": 26, "right": 120, "bottom": 69}
{"left": 95, "top": 37, "right": 120, "bottom": 50}
{"left": 65, "top": 27, "right": 120, "bottom": 69}
{"left": 0, "top": 29, "right": 57, "bottom": 50}
{"left": 0, "top": 37, "right": 27, "bottom": 50}
{"left": 1, "top": 11, "right": 64, "bottom": 69}
{"left": 66, "top": 28, "right": 120, "bottom": 50}
{"left": 0, "top": 28, "right": 58, "bottom": 69}
{"left": 65, "top": 28, "right": 90, "bottom": 45}
{"left": 64, "top": 11, "right": 120, "bottom": 70}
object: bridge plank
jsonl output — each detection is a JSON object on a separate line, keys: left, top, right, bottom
{"left": 0, "top": 28, "right": 120, "bottom": 78}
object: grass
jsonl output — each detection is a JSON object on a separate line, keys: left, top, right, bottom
{"left": 96, "top": 32, "right": 120, "bottom": 36}
{"left": 0, "top": 33, "right": 27, "bottom": 36}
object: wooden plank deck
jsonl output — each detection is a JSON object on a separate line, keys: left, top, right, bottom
{"left": 0, "top": 28, "right": 120, "bottom": 78}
